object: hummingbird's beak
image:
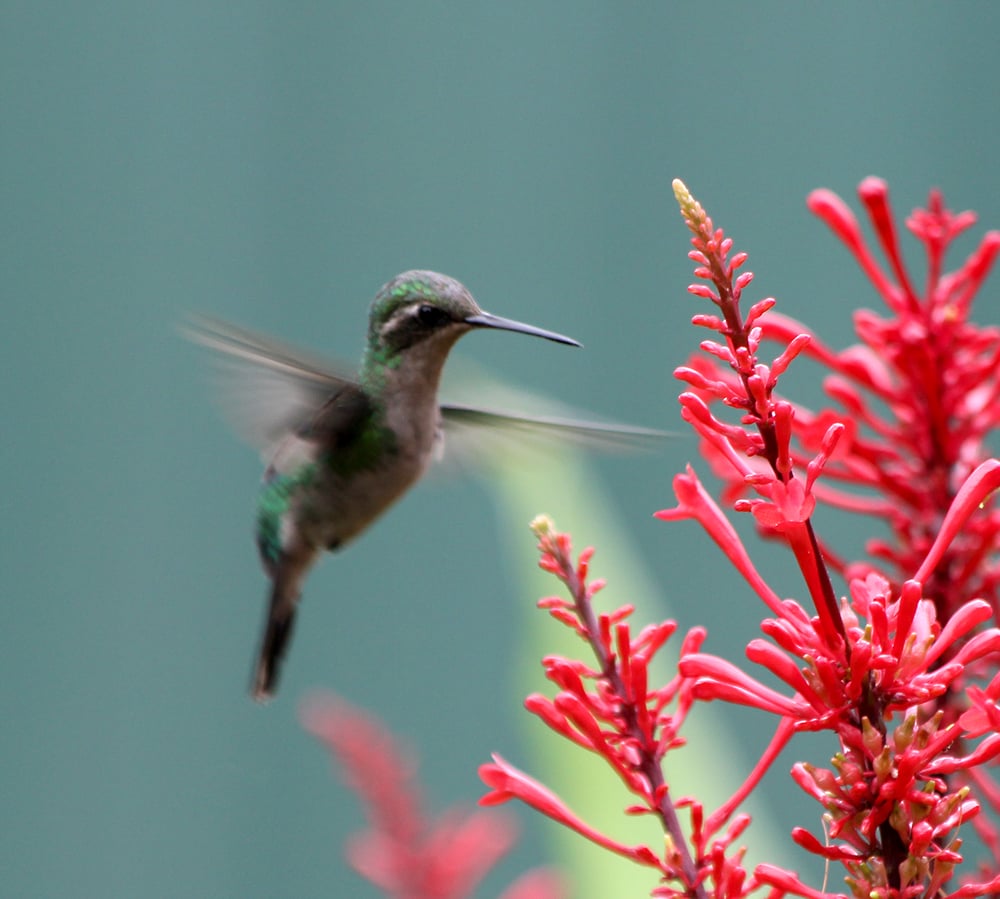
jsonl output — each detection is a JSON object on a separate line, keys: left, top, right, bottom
{"left": 464, "top": 311, "right": 582, "bottom": 347}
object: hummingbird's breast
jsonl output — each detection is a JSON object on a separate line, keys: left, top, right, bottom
{"left": 302, "top": 390, "right": 441, "bottom": 550}
{"left": 258, "top": 358, "right": 448, "bottom": 562}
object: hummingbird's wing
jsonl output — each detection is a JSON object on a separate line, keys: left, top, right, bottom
{"left": 182, "top": 314, "right": 358, "bottom": 459}
{"left": 440, "top": 403, "right": 669, "bottom": 454}
{"left": 435, "top": 357, "right": 672, "bottom": 464}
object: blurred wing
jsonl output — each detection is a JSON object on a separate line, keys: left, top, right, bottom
{"left": 441, "top": 402, "right": 670, "bottom": 453}
{"left": 433, "top": 358, "right": 673, "bottom": 471}
{"left": 182, "top": 314, "right": 357, "bottom": 459}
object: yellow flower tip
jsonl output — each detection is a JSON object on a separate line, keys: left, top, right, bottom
{"left": 530, "top": 514, "right": 555, "bottom": 537}
{"left": 672, "top": 179, "right": 696, "bottom": 214}
{"left": 672, "top": 178, "right": 707, "bottom": 232}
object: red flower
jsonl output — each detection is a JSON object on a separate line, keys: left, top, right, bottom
{"left": 480, "top": 754, "right": 661, "bottom": 869}
{"left": 303, "top": 695, "right": 565, "bottom": 899}
{"left": 476, "top": 178, "right": 1000, "bottom": 899}
{"left": 479, "top": 516, "right": 773, "bottom": 899}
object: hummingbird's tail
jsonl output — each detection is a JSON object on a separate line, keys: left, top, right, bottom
{"left": 251, "top": 591, "right": 297, "bottom": 702}
{"left": 251, "top": 547, "right": 314, "bottom": 702}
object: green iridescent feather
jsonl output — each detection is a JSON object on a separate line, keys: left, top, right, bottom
{"left": 255, "top": 463, "right": 317, "bottom": 564}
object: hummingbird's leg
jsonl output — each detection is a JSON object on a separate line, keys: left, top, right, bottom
{"left": 251, "top": 539, "right": 318, "bottom": 702}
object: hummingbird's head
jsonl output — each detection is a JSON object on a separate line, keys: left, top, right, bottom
{"left": 365, "top": 270, "right": 580, "bottom": 367}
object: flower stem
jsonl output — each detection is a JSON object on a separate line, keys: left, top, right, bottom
{"left": 558, "top": 541, "right": 707, "bottom": 899}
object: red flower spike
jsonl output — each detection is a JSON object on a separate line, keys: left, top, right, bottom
{"left": 664, "top": 180, "right": 1000, "bottom": 894}
{"left": 480, "top": 515, "right": 775, "bottom": 898}
{"left": 477, "top": 180, "right": 1000, "bottom": 899}
{"left": 672, "top": 180, "right": 848, "bottom": 650}
{"left": 303, "top": 695, "right": 562, "bottom": 899}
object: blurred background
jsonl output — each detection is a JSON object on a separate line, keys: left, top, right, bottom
{"left": 5, "top": 3, "right": 1000, "bottom": 896}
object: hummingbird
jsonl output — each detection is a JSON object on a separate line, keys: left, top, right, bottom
{"left": 187, "top": 270, "right": 663, "bottom": 701}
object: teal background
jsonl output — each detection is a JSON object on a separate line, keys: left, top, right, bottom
{"left": 5, "top": 3, "right": 1000, "bottom": 896}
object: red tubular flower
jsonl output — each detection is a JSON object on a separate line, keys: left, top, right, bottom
{"left": 656, "top": 466, "right": 784, "bottom": 616}
{"left": 480, "top": 754, "right": 662, "bottom": 869}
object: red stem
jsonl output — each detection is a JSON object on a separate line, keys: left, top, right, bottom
{"left": 558, "top": 548, "right": 708, "bottom": 899}
{"left": 706, "top": 246, "right": 849, "bottom": 653}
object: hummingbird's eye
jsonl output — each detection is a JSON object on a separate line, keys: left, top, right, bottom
{"left": 416, "top": 304, "right": 450, "bottom": 327}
